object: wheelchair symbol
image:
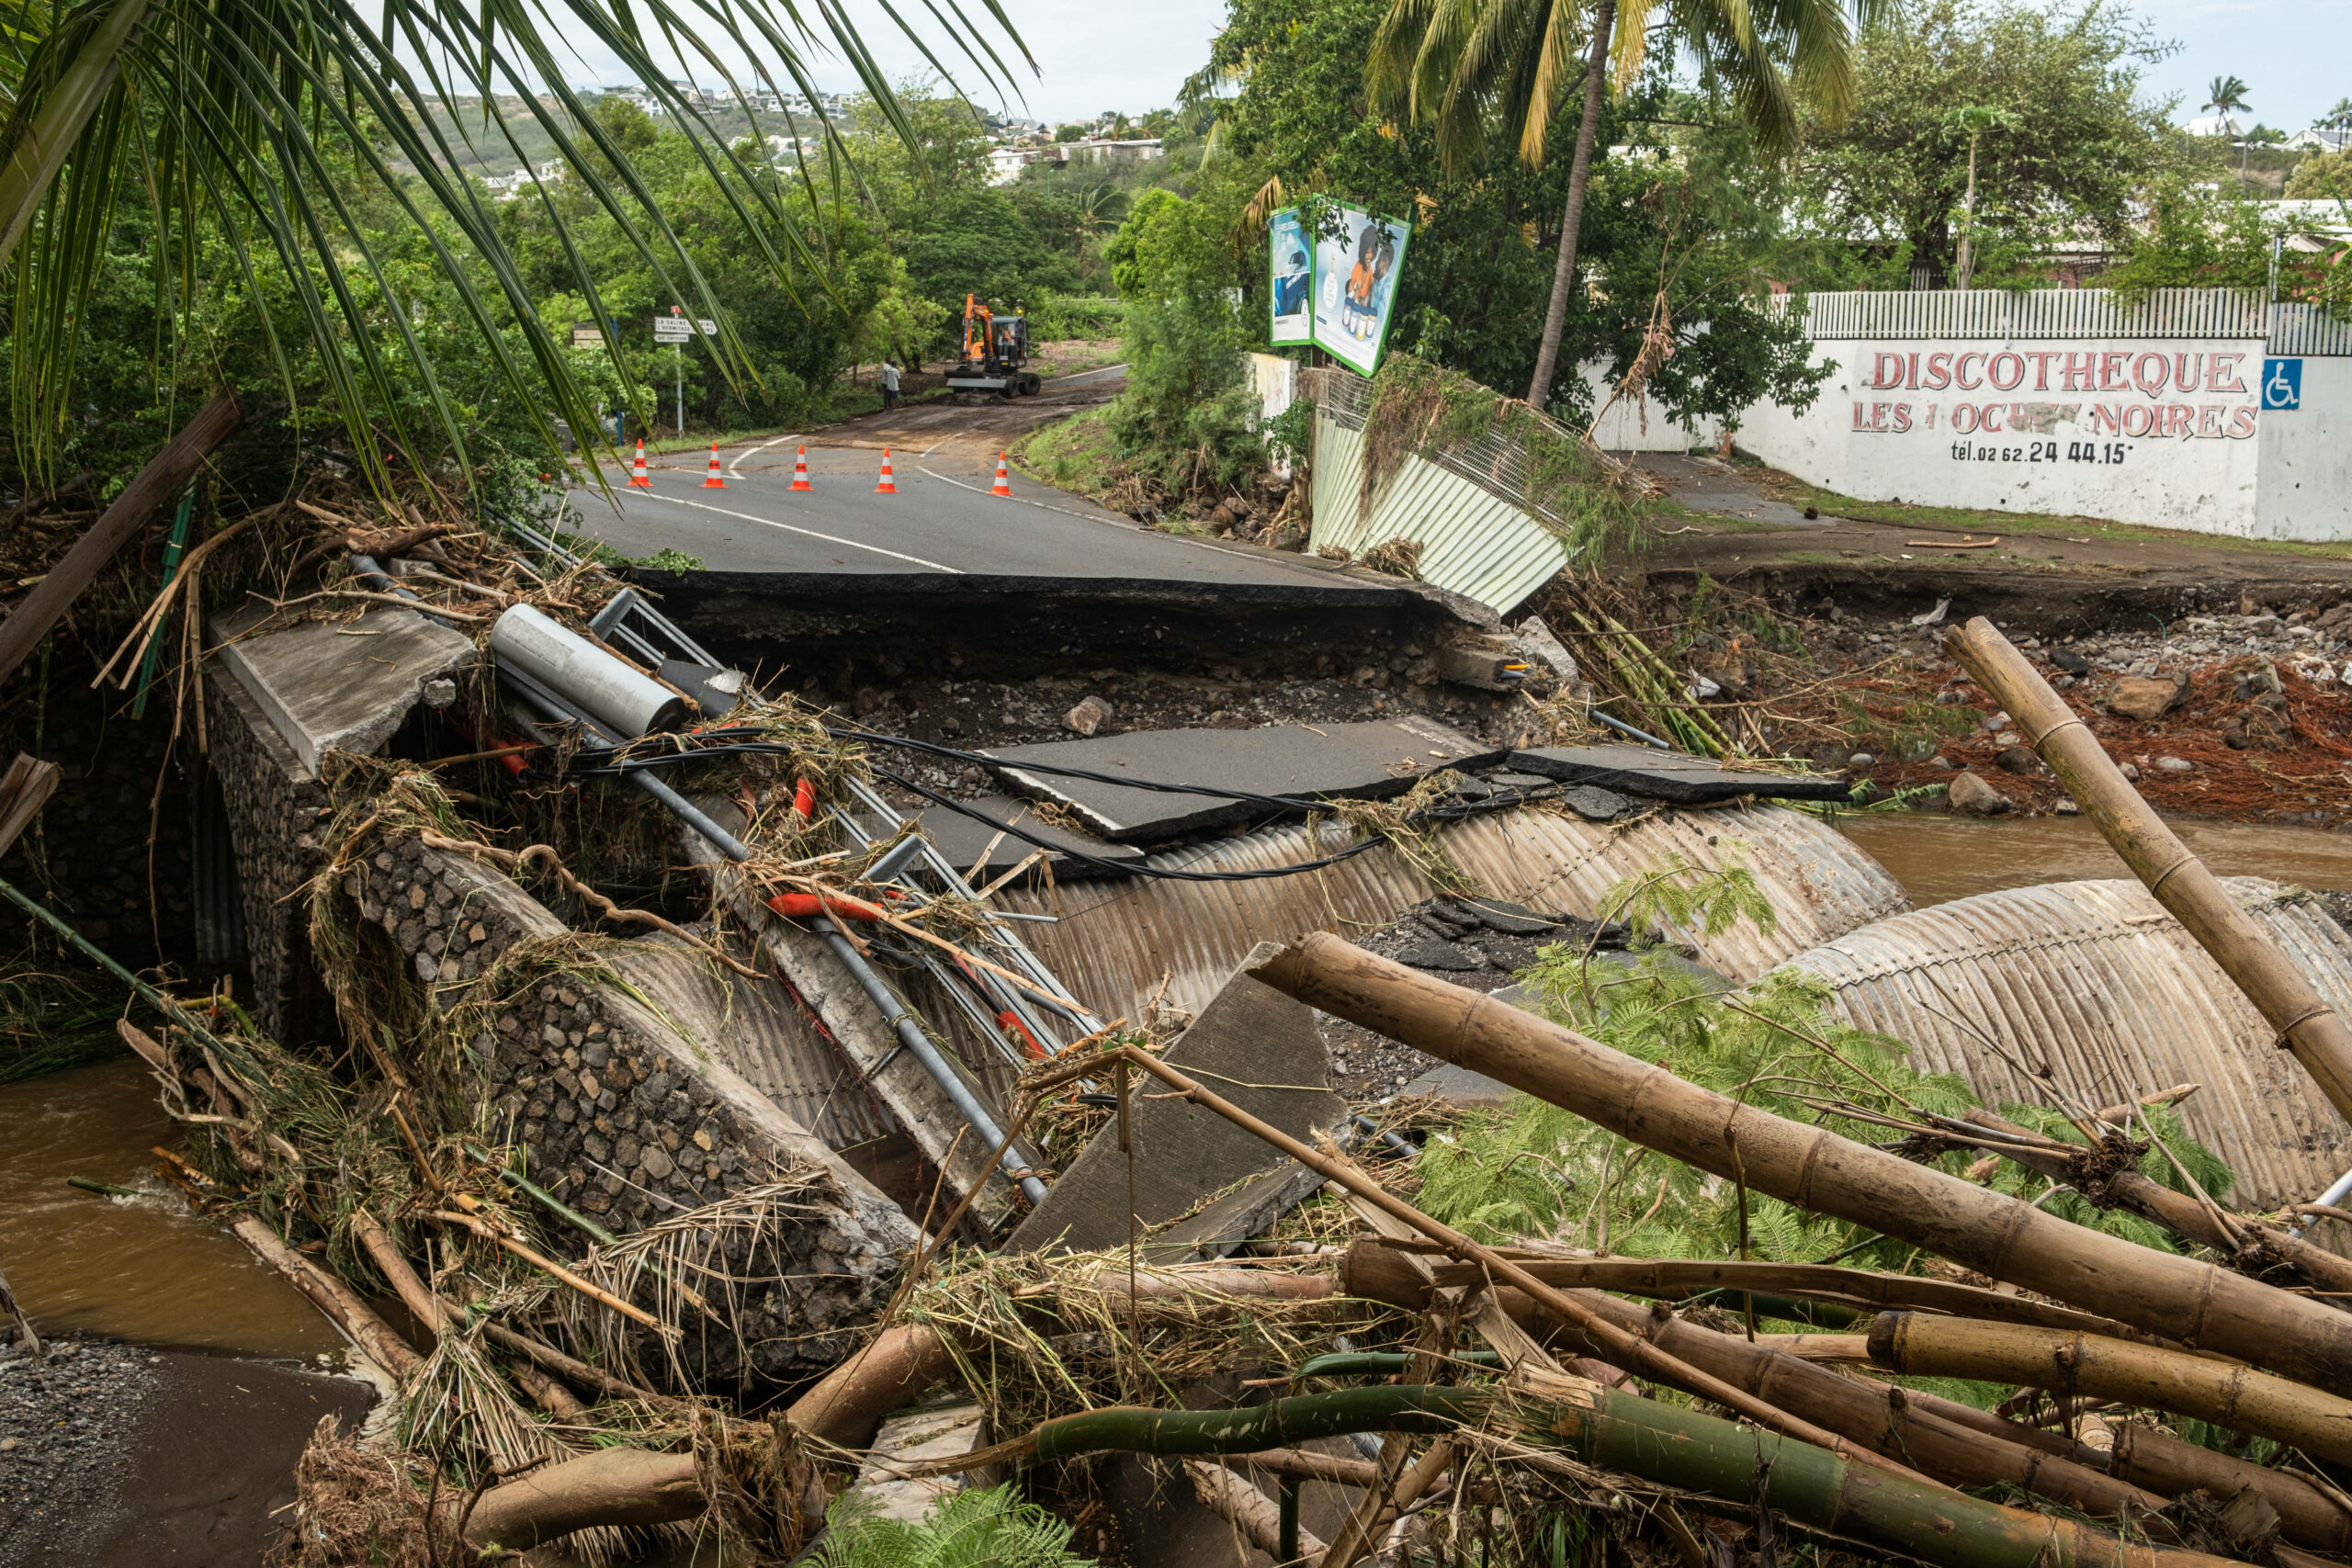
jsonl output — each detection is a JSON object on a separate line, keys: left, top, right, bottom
{"left": 2263, "top": 357, "right": 2302, "bottom": 411}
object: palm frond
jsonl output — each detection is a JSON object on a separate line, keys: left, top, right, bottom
{"left": 0, "top": 0, "right": 1026, "bottom": 497}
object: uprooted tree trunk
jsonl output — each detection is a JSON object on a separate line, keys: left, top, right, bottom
{"left": 1018, "top": 1376, "right": 2245, "bottom": 1568}
{"left": 443, "top": 1446, "right": 703, "bottom": 1551}
{"left": 1249, "top": 936, "right": 2352, "bottom": 1397}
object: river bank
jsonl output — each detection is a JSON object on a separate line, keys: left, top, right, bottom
{"left": 0, "top": 1060, "right": 377, "bottom": 1567}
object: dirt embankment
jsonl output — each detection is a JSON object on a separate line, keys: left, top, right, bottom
{"left": 1731, "top": 594, "right": 2352, "bottom": 827}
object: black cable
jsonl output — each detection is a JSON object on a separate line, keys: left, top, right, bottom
{"left": 512, "top": 722, "right": 1549, "bottom": 886}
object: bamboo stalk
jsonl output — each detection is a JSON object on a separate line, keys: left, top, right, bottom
{"left": 1342, "top": 1240, "right": 2165, "bottom": 1522}
{"left": 1250, "top": 936, "right": 2352, "bottom": 1396}
{"left": 228, "top": 1215, "right": 419, "bottom": 1376}
{"left": 1868, "top": 1313, "right": 2352, "bottom": 1465}
{"left": 1946, "top": 615, "right": 2352, "bottom": 1127}
{"left": 0, "top": 389, "right": 240, "bottom": 684}
{"left": 1416, "top": 1254, "right": 2154, "bottom": 1339}
{"left": 428, "top": 1209, "right": 669, "bottom": 1335}
{"left": 1894, "top": 1382, "right": 2352, "bottom": 1554}
{"left": 1026, "top": 1381, "right": 2242, "bottom": 1568}
{"left": 1962, "top": 1108, "right": 2352, "bottom": 1294}
{"left": 1046, "top": 1045, "right": 1940, "bottom": 1485}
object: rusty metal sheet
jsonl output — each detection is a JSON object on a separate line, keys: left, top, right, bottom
{"left": 1000, "top": 803, "right": 1907, "bottom": 1025}
{"left": 1779, "top": 878, "right": 2352, "bottom": 1212}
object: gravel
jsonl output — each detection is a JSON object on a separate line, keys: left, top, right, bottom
{"left": 0, "top": 1336, "right": 156, "bottom": 1564}
{"left": 1316, "top": 897, "right": 1631, "bottom": 1101}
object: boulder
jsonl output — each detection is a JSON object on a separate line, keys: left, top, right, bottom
{"left": 2109, "top": 675, "right": 2188, "bottom": 721}
{"left": 1947, "top": 770, "right": 2013, "bottom": 816}
{"left": 1995, "top": 745, "right": 2041, "bottom": 775}
{"left": 1064, "top": 694, "right": 1112, "bottom": 736}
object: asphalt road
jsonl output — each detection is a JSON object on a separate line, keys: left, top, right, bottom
{"left": 569, "top": 370, "right": 1355, "bottom": 590}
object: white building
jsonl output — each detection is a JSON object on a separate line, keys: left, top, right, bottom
{"left": 2285, "top": 127, "right": 2350, "bottom": 153}
{"left": 1732, "top": 288, "right": 2352, "bottom": 540}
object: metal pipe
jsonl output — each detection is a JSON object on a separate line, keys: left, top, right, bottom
{"left": 1590, "top": 709, "right": 1671, "bottom": 750}
{"left": 492, "top": 603, "right": 686, "bottom": 738}
{"left": 631, "top": 771, "right": 1046, "bottom": 1205}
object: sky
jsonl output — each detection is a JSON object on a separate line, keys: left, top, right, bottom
{"left": 539, "top": 0, "right": 2349, "bottom": 132}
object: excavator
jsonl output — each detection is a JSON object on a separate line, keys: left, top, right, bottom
{"left": 944, "top": 294, "right": 1041, "bottom": 398}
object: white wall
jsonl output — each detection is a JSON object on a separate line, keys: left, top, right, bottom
{"left": 1736, "top": 337, "right": 2278, "bottom": 535}
{"left": 2256, "top": 355, "right": 2352, "bottom": 541}
{"left": 1581, "top": 362, "right": 1724, "bottom": 452}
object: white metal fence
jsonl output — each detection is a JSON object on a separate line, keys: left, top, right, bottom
{"left": 1779, "top": 288, "right": 2350, "bottom": 354}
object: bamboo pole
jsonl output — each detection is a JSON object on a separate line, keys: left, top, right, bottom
{"left": 786, "top": 1264, "right": 1348, "bottom": 1449}
{"left": 1962, "top": 1107, "right": 2352, "bottom": 1294}
{"left": 1342, "top": 1240, "right": 2165, "bottom": 1522}
{"left": 0, "top": 388, "right": 241, "bottom": 685}
{"left": 1415, "top": 1253, "right": 2153, "bottom": 1339}
{"left": 1944, "top": 615, "right": 2352, "bottom": 1127}
{"left": 428, "top": 1208, "right": 669, "bottom": 1335}
{"left": 1025, "top": 1380, "right": 2242, "bottom": 1568}
{"left": 1868, "top": 1313, "right": 2352, "bottom": 1466}
{"left": 1895, "top": 1382, "right": 2352, "bottom": 1555}
{"left": 1038, "top": 1045, "right": 1940, "bottom": 1484}
{"left": 229, "top": 1215, "right": 419, "bottom": 1376}
{"left": 1249, "top": 936, "right": 2352, "bottom": 1396}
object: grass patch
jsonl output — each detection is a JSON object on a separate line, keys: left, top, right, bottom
{"left": 1769, "top": 474, "right": 2352, "bottom": 563}
{"left": 1012, "top": 404, "right": 1123, "bottom": 503}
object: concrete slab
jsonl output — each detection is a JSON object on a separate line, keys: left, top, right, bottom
{"left": 211, "top": 606, "right": 474, "bottom": 775}
{"left": 1011, "top": 942, "right": 1349, "bottom": 1255}
{"left": 846, "top": 1400, "right": 992, "bottom": 1524}
{"left": 912, "top": 794, "right": 1146, "bottom": 882}
{"left": 1124, "top": 1159, "right": 1329, "bottom": 1264}
{"left": 1628, "top": 453, "right": 1836, "bottom": 528}
{"left": 1507, "top": 743, "right": 1849, "bottom": 804}
{"left": 985, "top": 718, "right": 1505, "bottom": 846}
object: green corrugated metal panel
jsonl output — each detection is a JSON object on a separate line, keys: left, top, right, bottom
{"left": 1310, "top": 405, "right": 1569, "bottom": 615}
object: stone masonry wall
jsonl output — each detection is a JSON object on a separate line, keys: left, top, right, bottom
{"left": 204, "top": 670, "right": 334, "bottom": 1046}
{"left": 339, "top": 831, "right": 918, "bottom": 1388}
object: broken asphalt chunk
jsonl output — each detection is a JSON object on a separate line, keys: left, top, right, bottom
{"left": 1505, "top": 743, "right": 1849, "bottom": 805}
{"left": 982, "top": 718, "right": 1506, "bottom": 846}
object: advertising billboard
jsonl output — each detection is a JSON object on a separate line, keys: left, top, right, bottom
{"left": 1268, "top": 207, "right": 1313, "bottom": 345}
{"left": 1310, "top": 205, "right": 1410, "bottom": 377}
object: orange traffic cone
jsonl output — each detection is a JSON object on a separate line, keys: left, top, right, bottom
{"left": 874, "top": 448, "right": 898, "bottom": 494}
{"left": 628, "top": 439, "right": 651, "bottom": 488}
{"left": 702, "top": 443, "right": 728, "bottom": 488}
{"left": 788, "top": 444, "right": 812, "bottom": 491}
{"left": 990, "top": 450, "right": 1013, "bottom": 496}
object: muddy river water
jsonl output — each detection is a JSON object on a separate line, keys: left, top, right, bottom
{"left": 6, "top": 809, "right": 2352, "bottom": 1561}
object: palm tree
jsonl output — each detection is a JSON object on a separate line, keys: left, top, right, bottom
{"left": 2324, "top": 97, "right": 2352, "bottom": 136}
{"left": 2204, "top": 74, "right": 2252, "bottom": 187}
{"left": 0, "top": 0, "right": 1030, "bottom": 491}
{"left": 1946, "top": 103, "right": 2018, "bottom": 291}
{"left": 1369, "top": 0, "right": 1882, "bottom": 413}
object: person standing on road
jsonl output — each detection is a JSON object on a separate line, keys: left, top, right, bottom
{"left": 879, "top": 358, "right": 901, "bottom": 412}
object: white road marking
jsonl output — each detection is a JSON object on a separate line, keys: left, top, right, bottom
{"left": 1050, "top": 362, "right": 1129, "bottom": 384}
{"left": 917, "top": 428, "right": 967, "bottom": 459}
{"left": 628, "top": 491, "right": 963, "bottom": 573}
{"left": 728, "top": 432, "right": 800, "bottom": 476}
{"left": 916, "top": 467, "right": 1342, "bottom": 579}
